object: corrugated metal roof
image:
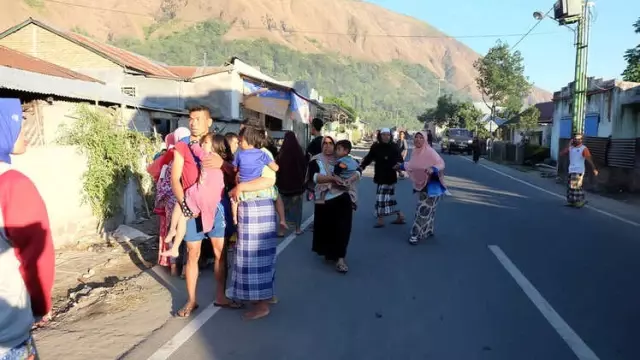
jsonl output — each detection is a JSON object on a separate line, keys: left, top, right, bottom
{"left": 166, "top": 66, "right": 229, "bottom": 79}
{"left": 0, "top": 46, "right": 102, "bottom": 83}
{"left": 0, "top": 65, "right": 185, "bottom": 114}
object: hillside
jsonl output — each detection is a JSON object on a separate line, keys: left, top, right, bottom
{"left": 3, "top": 0, "right": 551, "bottom": 128}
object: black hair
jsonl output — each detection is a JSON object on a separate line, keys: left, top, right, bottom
{"left": 238, "top": 125, "right": 266, "bottom": 148}
{"left": 335, "top": 139, "right": 352, "bottom": 154}
{"left": 241, "top": 117, "right": 262, "bottom": 128}
{"left": 208, "top": 133, "right": 233, "bottom": 161}
{"left": 311, "top": 118, "right": 323, "bottom": 132}
{"left": 187, "top": 104, "right": 211, "bottom": 117}
{"left": 225, "top": 132, "right": 238, "bottom": 140}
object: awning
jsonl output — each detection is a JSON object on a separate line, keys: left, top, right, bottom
{"left": 243, "top": 78, "right": 290, "bottom": 120}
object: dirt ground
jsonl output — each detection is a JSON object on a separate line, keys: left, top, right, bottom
{"left": 33, "top": 217, "right": 176, "bottom": 360}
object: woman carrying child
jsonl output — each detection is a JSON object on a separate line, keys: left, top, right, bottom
{"left": 228, "top": 125, "right": 283, "bottom": 320}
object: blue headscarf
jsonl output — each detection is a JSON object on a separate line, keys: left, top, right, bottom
{"left": 0, "top": 98, "right": 23, "bottom": 164}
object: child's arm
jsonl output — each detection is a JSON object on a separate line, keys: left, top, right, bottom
{"left": 267, "top": 160, "right": 279, "bottom": 172}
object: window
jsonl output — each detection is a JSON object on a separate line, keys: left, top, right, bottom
{"left": 121, "top": 86, "right": 137, "bottom": 97}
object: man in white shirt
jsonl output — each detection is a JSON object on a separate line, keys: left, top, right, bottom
{"left": 560, "top": 134, "right": 598, "bottom": 208}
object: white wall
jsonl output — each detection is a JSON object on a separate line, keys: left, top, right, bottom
{"left": 186, "top": 70, "right": 242, "bottom": 120}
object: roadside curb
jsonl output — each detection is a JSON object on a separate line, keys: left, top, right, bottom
{"left": 460, "top": 156, "right": 640, "bottom": 227}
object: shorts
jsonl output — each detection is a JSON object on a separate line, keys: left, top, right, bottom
{"left": 184, "top": 202, "right": 226, "bottom": 241}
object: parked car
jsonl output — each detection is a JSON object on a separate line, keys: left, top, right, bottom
{"left": 441, "top": 128, "right": 473, "bottom": 155}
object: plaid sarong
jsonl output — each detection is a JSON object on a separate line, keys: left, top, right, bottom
{"left": 230, "top": 198, "right": 277, "bottom": 301}
{"left": 375, "top": 184, "right": 398, "bottom": 217}
{"left": 566, "top": 172, "right": 585, "bottom": 205}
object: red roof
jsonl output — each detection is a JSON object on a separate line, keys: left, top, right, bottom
{"left": 66, "top": 32, "right": 178, "bottom": 78}
{"left": 0, "top": 45, "right": 102, "bottom": 83}
{"left": 166, "top": 66, "right": 228, "bottom": 79}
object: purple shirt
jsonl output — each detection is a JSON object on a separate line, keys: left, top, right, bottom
{"left": 233, "top": 148, "right": 273, "bottom": 183}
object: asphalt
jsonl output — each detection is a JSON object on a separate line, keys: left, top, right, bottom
{"left": 126, "top": 147, "right": 640, "bottom": 360}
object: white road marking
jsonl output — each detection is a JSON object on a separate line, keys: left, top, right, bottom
{"left": 147, "top": 215, "right": 315, "bottom": 360}
{"left": 488, "top": 245, "right": 600, "bottom": 360}
{"left": 459, "top": 156, "right": 640, "bottom": 227}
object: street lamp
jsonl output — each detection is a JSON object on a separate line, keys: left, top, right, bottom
{"left": 533, "top": 0, "right": 594, "bottom": 136}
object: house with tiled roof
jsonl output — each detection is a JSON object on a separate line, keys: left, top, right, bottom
{"left": 0, "top": 18, "right": 189, "bottom": 116}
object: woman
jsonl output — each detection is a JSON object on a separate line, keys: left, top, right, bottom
{"left": 276, "top": 132, "right": 307, "bottom": 235}
{"left": 359, "top": 128, "right": 405, "bottom": 228}
{"left": 403, "top": 131, "right": 446, "bottom": 244}
{"left": 308, "top": 136, "right": 359, "bottom": 273}
{"left": 228, "top": 125, "right": 280, "bottom": 320}
{"left": 0, "top": 98, "right": 54, "bottom": 360}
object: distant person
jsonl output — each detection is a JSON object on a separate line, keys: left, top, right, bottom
{"left": 276, "top": 132, "right": 307, "bottom": 235}
{"left": 225, "top": 132, "right": 239, "bottom": 155}
{"left": 471, "top": 136, "right": 481, "bottom": 163}
{"left": 0, "top": 98, "right": 54, "bottom": 360}
{"left": 306, "top": 118, "right": 324, "bottom": 161}
{"left": 426, "top": 129, "right": 434, "bottom": 147}
{"left": 560, "top": 134, "right": 598, "bottom": 208}
{"left": 396, "top": 131, "right": 409, "bottom": 178}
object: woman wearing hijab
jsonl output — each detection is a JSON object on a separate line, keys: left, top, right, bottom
{"left": 308, "top": 136, "right": 359, "bottom": 273}
{"left": 276, "top": 132, "right": 307, "bottom": 235}
{"left": 402, "top": 131, "right": 447, "bottom": 244}
{"left": 359, "top": 128, "right": 405, "bottom": 228}
{"left": 0, "top": 98, "right": 54, "bottom": 359}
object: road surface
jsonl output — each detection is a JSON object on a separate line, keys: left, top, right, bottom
{"left": 126, "top": 150, "right": 640, "bottom": 360}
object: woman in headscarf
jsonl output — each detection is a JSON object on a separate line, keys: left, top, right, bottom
{"left": 359, "top": 128, "right": 405, "bottom": 228}
{"left": 308, "top": 136, "right": 360, "bottom": 273}
{"left": 276, "top": 131, "right": 307, "bottom": 235}
{"left": 0, "top": 98, "right": 54, "bottom": 359}
{"left": 402, "top": 131, "right": 447, "bottom": 244}
{"left": 153, "top": 127, "right": 190, "bottom": 274}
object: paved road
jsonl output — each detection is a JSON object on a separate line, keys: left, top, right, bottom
{"left": 128, "top": 150, "right": 640, "bottom": 360}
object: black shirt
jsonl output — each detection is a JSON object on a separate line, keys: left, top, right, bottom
{"left": 306, "top": 136, "right": 323, "bottom": 160}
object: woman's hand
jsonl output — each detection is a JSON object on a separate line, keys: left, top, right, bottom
{"left": 229, "top": 184, "right": 243, "bottom": 202}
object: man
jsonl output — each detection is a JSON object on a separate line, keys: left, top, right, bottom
{"left": 396, "top": 131, "right": 408, "bottom": 179}
{"left": 306, "top": 117, "right": 324, "bottom": 161}
{"left": 560, "top": 134, "right": 598, "bottom": 208}
{"left": 172, "top": 105, "right": 241, "bottom": 317}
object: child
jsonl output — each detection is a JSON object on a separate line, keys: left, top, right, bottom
{"left": 232, "top": 126, "right": 287, "bottom": 232}
{"left": 317, "top": 140, "right": 360, "bottom": 209}
{"left": 162, "top": 132, "right": 225, "bottom": 257}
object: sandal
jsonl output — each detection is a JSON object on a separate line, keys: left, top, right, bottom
{"left": 176, "top": 302, "right": 199, "bottom": 317}
{"left": 214, "top": 300, "right": 244, "bottom": 309}
{"left": 336, "top": 262, "right": 349, "bottom": 273}
{"left": 391, "top": 218, "right": 406, "bottom": 225}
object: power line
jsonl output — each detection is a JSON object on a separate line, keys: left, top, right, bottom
{"left": 40, "top": 0, "right": 560, "bottom": 40}
{"left": 454, "top": 6, "right": 555, "bottom": 94}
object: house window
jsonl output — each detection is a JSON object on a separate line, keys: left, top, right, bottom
{"left": 265, "top": 114, "right": 283, "bottom": 131}
{"left": 121, "top": 86, "right": 137, "bottom": 97}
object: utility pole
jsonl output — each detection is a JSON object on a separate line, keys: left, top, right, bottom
{"left": 570, "top": 1, "right": 592, "bottom": 135}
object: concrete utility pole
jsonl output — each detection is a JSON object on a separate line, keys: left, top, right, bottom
{"left": 534, "top": 0, "right": 594, "bottom": 135}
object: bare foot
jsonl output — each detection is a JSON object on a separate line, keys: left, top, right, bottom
{"left": 242, "top": 307, "right": 270, "bottom": 321}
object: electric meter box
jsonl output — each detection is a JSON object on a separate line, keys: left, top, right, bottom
{"left": 554, "top": 0, "right": 582, "bottom": 23}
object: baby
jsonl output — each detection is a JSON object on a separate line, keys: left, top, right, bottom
{"left": 162, "top": 132, "right": 225, "bottom": 257}
{"left": 232, "top": 126, "right": 287, "bottom": 231}
{"left": 317, "top": 140, "right": 360, "bottom": 209}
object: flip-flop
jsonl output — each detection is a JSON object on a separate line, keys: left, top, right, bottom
{"left": 214, "top": 301, "right": 244, "bottom": 309}
{"left": 391, "top": 219, "right": 406, "bottom": 225}
{"left": 176, "top": 303, "right": 199, "bottom": 317}
{"left": 336, "top": 263, "right": 349, "bottom": 273}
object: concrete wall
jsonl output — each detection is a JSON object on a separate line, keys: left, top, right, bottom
{"left": 11, "top": 146, "right": 99, "bottom": 248}
{"left": 186, "top": 71, "right": 242, "bottom": 119}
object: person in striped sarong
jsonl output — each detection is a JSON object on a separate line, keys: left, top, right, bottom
{"left": 359, "top": 128, "right": 406, "bottom": 228}
{"left": 560, "top": 134, "right": 598, "bottom": 208}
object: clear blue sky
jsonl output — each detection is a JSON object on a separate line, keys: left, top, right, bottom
{"left": 368, "top": 0, "right": 639, "bottom": 93}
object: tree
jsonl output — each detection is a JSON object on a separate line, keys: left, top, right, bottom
{"left": 456, "top": 102, "right": 485, "bottom": 134}
{"left": 518, "top": 106, "right": 541, "bottom": 136}
{"left": 622, "top": 17, "right": 640, "bottom": 82}
{"left": 324, "top": 96, "right": 357, "bottom": 123}
{"left": 473, "top": 41, "right": 532, "bottom": 121}
{"left": 418, "top": 94, "right": 459, "bottom": 127}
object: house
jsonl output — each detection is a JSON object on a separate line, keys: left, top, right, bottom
{"left": 0, "top": 46, "right": 184, "bottom": 248}
{"left": 503, "top": 101, "right": 554, "bottom": 146}
{"left": 551, "top": 77, "right": 640, "bottom": 191}
{"left": 0, "top": 18, "right": 188, "bottom": 134}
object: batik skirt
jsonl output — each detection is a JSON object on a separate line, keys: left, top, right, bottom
{"left": 375, "top": 184, "right": 398, "bottom": 217}
{"left": 566, "top": 172, "right": 585, "bottom": 204}
{"left": 231, "top": 198, "right": 278, "bottom": 301}
{"left": 410, "top": 192, "right": 441, "bottom": 241}
{"left": 1, "top": 335, "right": 38, "bottom": 360}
